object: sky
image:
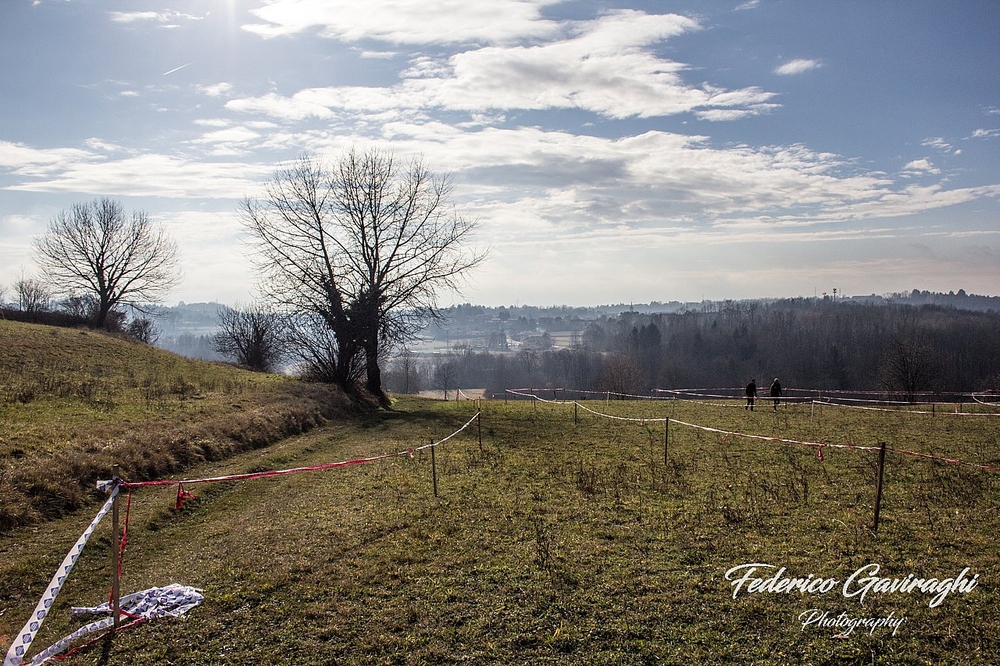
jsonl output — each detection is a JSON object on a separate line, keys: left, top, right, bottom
{"left": 1, "top": 0, "right": 998, "bottom": 308}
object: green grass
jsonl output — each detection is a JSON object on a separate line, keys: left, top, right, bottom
{"left": 2, "top": 393, "right": 999, "bottom": 664}
{"left": 0, "top": 319, "right": 351, "bottom": 531}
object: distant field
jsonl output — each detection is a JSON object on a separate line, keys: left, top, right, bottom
{"left": 2, "top": 390, "right": 999, "bottom": 664}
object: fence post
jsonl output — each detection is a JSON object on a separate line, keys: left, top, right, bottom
{"left": 430, "top": 439, "right": 438, "bottom": 498}
{"left": 872, "top": 441, "right": 887, "bottom": 533}
{"left": 477, "top": 410, "right": 483, "bottom": 455}
{"left": 110, "top": 464, "right": 121, "bottom": 631}
{"left": 664, "top": 418, "right": 669, "bottom": 466}
{"left": 574, "top": 401, "right": 579, "bottom": 425}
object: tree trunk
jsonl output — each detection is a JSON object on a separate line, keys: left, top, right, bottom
{"left": 365, "top": 340, "right": 390, "bottom": 407}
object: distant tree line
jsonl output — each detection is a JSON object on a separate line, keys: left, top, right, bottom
{"left": 385, "top": 299, "right": 1000, "bottom": 398}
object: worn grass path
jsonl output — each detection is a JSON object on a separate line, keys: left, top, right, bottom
{"left": 2, "top": 396, "right": 999, "bottom": 664}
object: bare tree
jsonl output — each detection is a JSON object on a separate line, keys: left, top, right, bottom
{"left": 14, "top": 273, "right": 51, "bottom": 314}
{"left": 329, "top": 147, "right": 486, "bottom": 404}
{"left": 599, "top": 353, "right": 644, "bottom": 397}
{"left": 126, "top": 317, "right": 160, "bottom": 344}
{"left": 879, "top": 336, "right": 938, "bottom": 402}
{"left": 33, "top": 198, "right": 179, "bottom": 329}
{"left": 433, "top": 355, "right": 458, "bottom": 401}
{"left": 241, "top": 150, "right": 485, "bottom": 404}
{"left": 213, "top": 303, "right": 287, "bottom": 372}
{"left": 240, "top": 158, "right": 361, "bottom": 391}
{"left": 387, "top": 347, "right": 420, "bottom": 394}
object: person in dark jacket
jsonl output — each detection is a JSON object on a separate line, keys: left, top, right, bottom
{"left": 770, "top": 378, "right": 782, "bottom": 411}
{"left": 745, "top": 379, "right": 757, "bottom": 411}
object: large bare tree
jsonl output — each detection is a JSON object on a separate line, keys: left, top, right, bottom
{"left": 330, "top": 148, "right": 485, "bottom": 404}
{"left": 241, "top": 149, "right": 484, "bottom": 404}
{"left": 239, "top": 157, "right": 361, "bottom": 391}
{"left": 33, "top": 198, "right": 179, "bottom": 329}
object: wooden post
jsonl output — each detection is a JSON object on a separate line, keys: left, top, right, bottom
{"left": 111, "top": 464, "right": 121, "bottom": 631}
{"left": 663, "top": 418, "right": 669, "bottom": 466}
{"left": 574, "top": 401, "right": 579, "bottom": 425}
{"left": 430, "top": 439, "right": 438, "bottom": 498}
{"left": 477, "top": 410, "right": 483, "bottom": 455}
{"left": 872, "top": 441, "right": 887, "bottom": 533}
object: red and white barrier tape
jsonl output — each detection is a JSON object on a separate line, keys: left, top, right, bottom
{"left": 5, "top": 412, "right": 481, "bottom": 664}
{"left": 815, "top": 399, "right": 1000, "bottom": 417}
{"left": 3, "top": 487, "right": 120, "bottom": 666}
{"left": 26, "top": 584, "right": 203, "bottom": 665}
{"left": 571, "top": 400, "right": 1000, "bottom": 470}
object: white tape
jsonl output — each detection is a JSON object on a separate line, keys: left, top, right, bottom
{"left": 27, "top": 584, "right": 204, "bottom": 665}
{"left": 4, "top": 486, "right": 119, "bottom": 666}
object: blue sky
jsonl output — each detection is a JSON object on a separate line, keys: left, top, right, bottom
{"left": 1, "top": 0, "right": 998, "bottom": 307}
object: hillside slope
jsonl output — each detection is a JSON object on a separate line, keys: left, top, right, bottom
{"left": 0, "top": 319, "right": 351, "bottom": 532}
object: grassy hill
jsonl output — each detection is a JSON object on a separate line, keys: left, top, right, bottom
{"left": 0, "top": 319, "right": 350, "bottom": 531}
{"left": 2, "top": 323, "right": 1000, "bottom": 663}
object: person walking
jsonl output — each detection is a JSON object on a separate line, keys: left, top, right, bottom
{"left": 770, "top": 378, "right": 782, "bottom": 412}
{"left": 745, "top": 378, "right": 757, "bottom": 411}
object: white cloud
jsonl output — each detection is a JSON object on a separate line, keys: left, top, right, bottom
{"left": 109, "top": 11, "right": 203, "bottom": 24}
{"left": 972, "top": 128, "right": 1000, "bottom": 139}
{"left": 242, "top": 0, "right": 561, "bottom": 44}
{"left": 229, "top": 12, "right": 777, "bottom": 121}
{"left": 226, "top": 92, "right": 337, "bottom": 121}
{"left": 902, "top": 158, "right": 940, "bottom": 175}
{"left": 2, "top": 213, "right": 39, "bottom": 231}
{"left": 0, "top": 140, "right": 97, "bottom": 177}
{"left": 199, "top": 82, "right": 234, "bottom": 97}
{"left": 774, "top": 59, "right": 822, "bottom": 75}
{"left": 5, "top": 153, "right": 270, "bottom": 199}
{"left": 359, "top": 50, "right": 397, "bottom": 59}
{"left": 921, "top": 137, "right": 952, "bottom": 152}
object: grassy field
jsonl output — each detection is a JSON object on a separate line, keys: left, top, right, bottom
{"left": 2, "top": 373, "right": 1000, "bottom": 664}
{"left": 0, "top": 386, "right": 1000, "bottom": 664}
{"left": 0, "top": 319, "right": 350, "bottom": 531}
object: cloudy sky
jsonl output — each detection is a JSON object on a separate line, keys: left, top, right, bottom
{"left": 1, "top": 0, "right": 998, "bottom": 307}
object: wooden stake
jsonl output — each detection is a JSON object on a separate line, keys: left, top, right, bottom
{"left": 574, "top": 401, "right": 579, "bottom": 425}
{"left": 664, "top": 418, "right": 669, "bottom": 466}
{"left": 872, "top": 441, "right": 887, "bottom": 533}
{"left": 111, "top": 464, "right": 121, "bottom": 631}
{"left": 430, "top": 440, "right": 438, "bottom": 498}
{"left": 477, "top": 410, "right": 483, "bottom": 455}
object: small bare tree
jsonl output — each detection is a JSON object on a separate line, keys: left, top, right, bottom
{"left": 879, "top": 336, "right": 938, "bottom": 402}
{"left": 386, "top": 347, "right": 421, "bottom": 394}
{"left": 213, "top": 303, "right": 287, "bottom": 372}
{"left": 14, "top": 273, "right": 51, "bottom": 314}
{"left": 33, "top": 198, "right": 180, "bottom": 329}
{"left": 126, "top": 317, "right": 160, "bottom": 344}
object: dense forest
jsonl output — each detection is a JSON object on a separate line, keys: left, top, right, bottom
{"left": 386, "top": 299, "right": 1000, "bottom": 399}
